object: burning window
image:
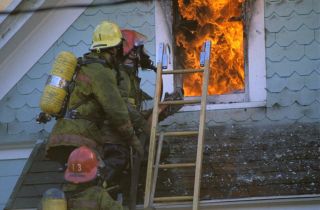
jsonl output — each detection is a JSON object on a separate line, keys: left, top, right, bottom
{"left": 155, "top": 0, "right": 266, "bottom": 107}
{"left": 175, "top": 0, "right": 245, "bottom": 96}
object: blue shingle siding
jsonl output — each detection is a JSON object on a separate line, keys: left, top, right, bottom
{"left": 265, "top": 0, "right": 314, "bottom": 17}
{"left": 264, "top": 0, "right": 320, "bottom": 124}
{"left": 0, "top": 1, "right": 155, "bottom": 144}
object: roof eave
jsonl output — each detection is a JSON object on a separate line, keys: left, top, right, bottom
{"left": 0, "top": 0, "right": 93, "bottom": 101}
{"left": 140, "top": 195, "right": 320, "bottom": 210}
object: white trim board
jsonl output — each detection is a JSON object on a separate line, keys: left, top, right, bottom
{"left": 0, "top": 147, "right": 32, "bottom": 160}
{"left": 0, "top": 0, "right": 94, "bottom": 101}
{"left": 155, "top": 0, "right": 174, "bottom": 98}
{"left": 0, "top": 0, "right": 46, "bottom": 49}
{"left": 0, "top": 0, "right": 23, "bottom": 25}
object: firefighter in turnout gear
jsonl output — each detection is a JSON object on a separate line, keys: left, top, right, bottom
{"left": 45, "top": 21, "right": 143, "bottom": 181}
{"left": 118, "top": 29, "right": 153, "bottom": 140}
{"left": 117, "top": 29, "right": 184, "bottom": 209}
{"left": 63, "top": 146, "right": 124, "bottom": 210}
{"left": 118, "top": 30, "right": 153, "bottom": 209}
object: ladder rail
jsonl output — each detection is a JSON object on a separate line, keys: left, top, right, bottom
{"left": 144, "top": 44, "right": 164, "bottom": 208}
{"left": 150, "top": 132, "right": 164, "bottom": 205}
{"left": 192, "top": 41, "right": 211, "bottom": 210}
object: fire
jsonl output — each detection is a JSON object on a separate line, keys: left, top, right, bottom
{"left": 176, "top": 0, "right": 245, "bottom": 96}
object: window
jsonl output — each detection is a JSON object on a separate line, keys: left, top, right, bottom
{"left": 155, "top": 0, "right": 266, "bottom": 110}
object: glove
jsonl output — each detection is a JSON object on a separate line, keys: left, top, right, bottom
{"left": 36, "top": 112, "right": 52, "bottom": 124}
{"left": 129, "top": 135, "right": 144, "bottom": 157}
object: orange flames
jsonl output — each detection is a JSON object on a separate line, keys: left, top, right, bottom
{"left": 176, "top": 0, "right": 245, "bottom": 96}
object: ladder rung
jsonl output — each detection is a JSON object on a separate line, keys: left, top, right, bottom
{"left": 157, "top": 131, "right": 199, "bottom": 137}
{"left": 158, "top": 163, "right": 195, "bottom": 169}
{"left": 159, "top": 99, "right": 201, "bottom": 105}
{"left": 162, "top": 69, "right": 204, "bottom": 74}
{"left": 154, "top": 196, "right": 194, "bottom": 202}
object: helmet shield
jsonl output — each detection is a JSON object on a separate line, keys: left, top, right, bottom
{"left": 64, "top": 146, "right": 98, "bottom": 184}
{"left": 121, "top": 29, "right": 147, "bottom": 55}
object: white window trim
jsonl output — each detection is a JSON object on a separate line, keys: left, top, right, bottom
{"left": 155, "top": 0, "right": 266, "bottom": 111}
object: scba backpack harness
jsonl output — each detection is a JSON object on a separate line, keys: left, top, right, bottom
{"left": 37, "top": 51, "right": 117, "bottom": 124}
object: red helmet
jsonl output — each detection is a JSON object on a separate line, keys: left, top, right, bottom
{"left": 121, "top": 29, "right": 147, "bottom": 55}
{"left": 64, "top": 146, "right": 98, "bottom": 184}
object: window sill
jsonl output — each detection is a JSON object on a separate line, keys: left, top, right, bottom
{"left": 180, "top": 101, "right": 266, "bottom": 112}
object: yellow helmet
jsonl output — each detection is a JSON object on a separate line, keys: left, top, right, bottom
{"left": 90, "top": 21, "right": 123, "bottom": 52}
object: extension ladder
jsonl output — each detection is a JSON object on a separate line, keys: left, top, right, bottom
{"left": 144, "top": 41, "right": 211, "bottom": 210}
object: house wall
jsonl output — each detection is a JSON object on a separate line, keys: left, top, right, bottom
{"left": 0, "top": 0, "right": 319, "bottom": 206}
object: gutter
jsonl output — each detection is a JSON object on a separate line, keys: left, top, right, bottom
{"left": 7, "top": 195, "right": 320, "bottom": 210}
{"left": 138, "top": 194, "right": 320, "bottom": 210}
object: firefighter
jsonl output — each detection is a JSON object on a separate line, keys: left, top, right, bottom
{"left": 118, "top": 29, "right": 184, "bottom": 137}
{"left": 117, "top": 30, "right": 153, "bottom": 209}
{"left": 118, "top": 29, "right": 153, "bottom": 144}
{"left": 63, "top": 146, "right": 124, "bottom": 210}
{"left": 45, "top": 21, "right": 143, "bottom": 177}
{"left": 117, "top": 29, "right": 184, "bottom": 209}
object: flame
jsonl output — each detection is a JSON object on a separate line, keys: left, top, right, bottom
{"left": 176, "top": 0, "right": 245, "bottom": 96}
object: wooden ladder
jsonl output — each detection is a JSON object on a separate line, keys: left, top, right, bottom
{"left": 144, "top": 40, "right": 211, "bottom": 210}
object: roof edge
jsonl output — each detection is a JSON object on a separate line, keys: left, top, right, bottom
{"left": 139, "top": 194, "right": 320, "bottom": 210}
{"left": 4, "top": 142, "right": 43, "bottom": 210}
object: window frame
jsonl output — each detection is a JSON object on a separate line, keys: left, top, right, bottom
{"left": 155, "top": 0, "right": 266, "bottom": 111}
